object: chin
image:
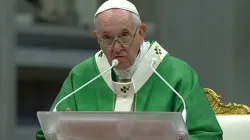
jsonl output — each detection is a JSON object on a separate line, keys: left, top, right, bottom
{"left": 115, "top": 64, "right": 131, "bottom": 70}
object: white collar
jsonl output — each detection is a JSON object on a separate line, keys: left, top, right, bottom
{"left": 95, "top": 40, "right": 168, "bottom": 93}
{"left": 114, "top": 41, "right": 150, "bottom": 80}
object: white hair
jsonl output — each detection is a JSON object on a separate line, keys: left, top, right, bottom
{"left": 94, "top": 11, "right": 141, "bottom": 30}
{"left": 131, "top": 12, "right": 141, "bottom": 27}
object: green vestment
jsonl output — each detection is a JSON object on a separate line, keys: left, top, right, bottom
{"left": 36, "top": 41, "right": 223, "bottom": 140}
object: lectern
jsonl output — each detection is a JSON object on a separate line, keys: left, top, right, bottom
{"left": 37, "top": 112, "right": 190, "bottom": 140}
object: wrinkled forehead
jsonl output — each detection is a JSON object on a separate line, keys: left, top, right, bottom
{"left": 95, "top": 9, "right": 135, "bottom": 34}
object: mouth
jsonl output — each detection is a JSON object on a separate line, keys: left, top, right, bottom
{"left": 113, "top": 56, "right": 126, "bottom": 64}
{"left": 114, "top": 56, "right": 124, "bottom": 59}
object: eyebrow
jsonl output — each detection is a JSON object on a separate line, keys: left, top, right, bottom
{"left": 101, "top": 31, "right": 111, "bottom": 35}
{"left": 99, "top": 26, "right": 134, "bottom": 36}
{"left": 120, "top": 27, "right": 133, "bottom": 33}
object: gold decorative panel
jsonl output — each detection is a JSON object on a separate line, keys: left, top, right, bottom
{"left": 204, "top": 88, "right": 250, "bottom": 114}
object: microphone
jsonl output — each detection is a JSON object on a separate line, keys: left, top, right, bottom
{"left": 52, "top": 59, "right": 119, "bottom": 112}
{"left": 150, "top": 58, "right": 187, "bottom": 123}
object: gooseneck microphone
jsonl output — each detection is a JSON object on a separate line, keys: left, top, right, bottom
{"left": 150, "top": 58, "right": 187, "bottom": 123}
{"left": 52, "top": 59, "right": 119, "bottom": 112}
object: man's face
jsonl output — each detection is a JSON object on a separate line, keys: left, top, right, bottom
{"left": 93, "top": 9, "right": 146, "bottom": 70}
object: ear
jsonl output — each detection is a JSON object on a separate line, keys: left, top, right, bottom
{"left": 93, "top": 31, "right": 99, "bottom": 41}
{"left": 138, "top": 24, "right": 147, "bottom": 44}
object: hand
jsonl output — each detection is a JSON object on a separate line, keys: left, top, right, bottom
{"left": 66, "top": 108, "right": 72, "bottom": 111}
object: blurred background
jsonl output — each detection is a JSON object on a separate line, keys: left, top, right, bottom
{"left": 0, "top": 0, "right": 249, "bottom": 139}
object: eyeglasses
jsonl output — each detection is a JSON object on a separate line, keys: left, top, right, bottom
{"left": 98, "top": 25, "right": 140, "bottom": 47}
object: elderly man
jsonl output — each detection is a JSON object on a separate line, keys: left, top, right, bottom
{"left": 36, "top": 0, "right": 223, "bottom": 140}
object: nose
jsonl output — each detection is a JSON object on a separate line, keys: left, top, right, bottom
{"left": 113, "top": 41, "right": 123, "bottom": 52}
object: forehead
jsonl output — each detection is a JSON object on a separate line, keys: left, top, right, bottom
{"left": 95, "top": 9, "right": 134, "bottom": 33}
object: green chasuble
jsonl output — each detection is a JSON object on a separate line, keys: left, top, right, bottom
{"left": 36, "top": 41, "right": 223, "bottom": 140}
